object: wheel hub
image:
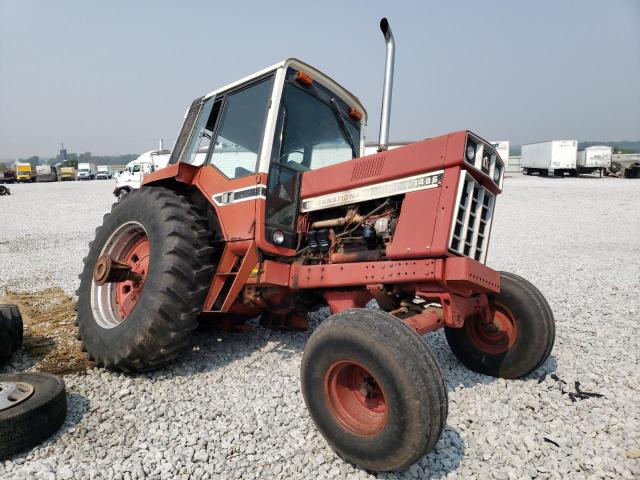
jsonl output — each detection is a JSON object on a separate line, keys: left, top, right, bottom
{"left": 324, "top": 361, "right": 388, "bottom": 437}
{"left": 115, "top": 237, "right": 150, "bottom": 319}
{"left": 0, "top": 381, "right": 34, "bottom": 411}
{"left": 93, "top": 254, "right": 144, "bottom": 286}
{"left": 468, "top": 303, "right": 518, "bottom": 355}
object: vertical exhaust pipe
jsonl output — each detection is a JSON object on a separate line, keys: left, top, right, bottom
{"left": 378, "top": 18, "right": 395, "bottom": 152}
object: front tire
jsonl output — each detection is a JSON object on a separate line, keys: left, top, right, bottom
{"left": 76, "top": 187, "right": 215, "bottom": 372}
{"left": 445, "top": 271, "right": 555, "bottom": 379}
{"left": 301, "top": 309, "right": 447, "bottom": 471}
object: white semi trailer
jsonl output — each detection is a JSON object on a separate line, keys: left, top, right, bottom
{"left": 521, "top": 140, "right": 577, "bottom": 177}
{"left": 576, "top": 146, "right": 611, "bottom": 177}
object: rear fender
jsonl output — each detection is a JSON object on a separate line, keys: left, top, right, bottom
{"left": 142, "top": 163, "right": 199, "bottom": 187}
{"left": 143, "top": 163, "right": 258, "bottom": 245}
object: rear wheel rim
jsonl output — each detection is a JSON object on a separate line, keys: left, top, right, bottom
{"left": 324, "top": 360, "right": 388, "bottom": 436}
{"left": 90, "top": 221, "right": 150, "bottom": 329}
{"left": 467, "top": 303, "right": 518, "bottom": 355}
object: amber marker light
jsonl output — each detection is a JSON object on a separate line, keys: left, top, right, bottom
{"left": 348, "top": 108, "right": 363, "bottom": 121}
{"left": 295, "top": 71, "right": 313, "bottom": 86}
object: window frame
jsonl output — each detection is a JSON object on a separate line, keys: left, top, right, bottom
{"left": 269, "top": 70, "right": 363, "bottom": 174}
{"left": 203, "top": 73, "right": 276, "bottom": 180}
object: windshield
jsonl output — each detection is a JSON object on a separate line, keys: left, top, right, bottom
{"left": 271, "top": 80, "right": 361, "bottom": 172}
{"left": 79, "top": 169, "right": 88, "bottom": 173}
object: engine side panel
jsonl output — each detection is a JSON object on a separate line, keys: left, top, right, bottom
{"left": 299, "top": 132, "right": 459, "bottom": 200}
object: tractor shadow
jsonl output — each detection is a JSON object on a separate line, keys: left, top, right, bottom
{"left": 372, "top": 426, "right": 465, "bottom": 479}
{"left": 142, "top": 319, "right": 306, "bottom": 380}
{"left": 423, "top": 330, "right": 558, "bottom": 391}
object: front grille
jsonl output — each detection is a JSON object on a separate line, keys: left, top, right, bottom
{"left": 449, "top": 171, "right": 495, "bottom": 263}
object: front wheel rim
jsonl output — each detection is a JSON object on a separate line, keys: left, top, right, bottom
{"left": 90, "top": 221, "right": 150, "bottom": 329}
{"left": 467, "top": 302, "right": 518, "bottom": 355}
{"left": 324, "top": 360, "right": 388, "bottom": 437}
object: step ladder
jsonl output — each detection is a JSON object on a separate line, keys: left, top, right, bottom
{"left": 204, "top": 242, "right": 258, "bottom": 312}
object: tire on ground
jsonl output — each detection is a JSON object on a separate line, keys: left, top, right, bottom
{"left": 76, "top": 186, "right": 215, "bottom": 372}
{"left": 301, "top": 308, "right": 448, "bottom": 471}
{"left": 0, "top": 372, "right": 67, "bottom": 460}
{"left": 445, "top": 271, "right": 555, "bottom": 379}
{"left": 0, "top": 304, "right": 23, "bottom": 360}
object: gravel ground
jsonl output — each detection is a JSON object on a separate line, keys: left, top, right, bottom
{"left": 0, "top": 176, "right": 639, "bottom": 479}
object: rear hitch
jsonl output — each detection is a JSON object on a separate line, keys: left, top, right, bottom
{"left": 93, "top": 254, "right": 144, "bottom": 286}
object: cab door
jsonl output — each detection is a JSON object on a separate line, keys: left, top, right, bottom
{"left": 191, "top": 76, "right": 276, "bottom": 242}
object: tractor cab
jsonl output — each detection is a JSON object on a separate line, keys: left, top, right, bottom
{"left": 157, "top": 59, "right": 367, "bottom": 253}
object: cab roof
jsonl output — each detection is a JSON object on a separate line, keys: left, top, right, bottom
{"left": 202, "top": 58, "right": 367, "bottom": 123}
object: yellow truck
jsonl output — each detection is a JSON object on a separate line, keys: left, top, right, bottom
{"left": 59, "top": 166, "right": 77, "bottom": 181}
{"left": 16, "top": 163, "right": 36, "bottom": 183}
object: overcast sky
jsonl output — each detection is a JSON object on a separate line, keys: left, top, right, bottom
{"left": 1, "top": 0, "right": 638, "bottom": 159}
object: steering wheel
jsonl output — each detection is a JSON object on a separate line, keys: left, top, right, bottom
{"left": 279, "top": 150, "right": 305, "bottom": 163}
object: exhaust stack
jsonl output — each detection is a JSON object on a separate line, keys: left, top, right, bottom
{"left": 378, "top": 18, "right": 395, "bottom": 152}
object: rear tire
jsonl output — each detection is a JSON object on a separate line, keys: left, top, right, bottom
{"left": 445, "top": 271, "right": 555, "bottom": 379}
{"left": 76, "top": 187, "right": 215, "bottom": 372}
{"left": 0, "top": 304, "right": 23, "bottom": 360}
{"left": 301, "top": 309, "right": 447, "bottom": 471}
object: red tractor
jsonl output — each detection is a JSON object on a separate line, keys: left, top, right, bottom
{"left": 77, "top": 19, "right": 554, "bottom": 471}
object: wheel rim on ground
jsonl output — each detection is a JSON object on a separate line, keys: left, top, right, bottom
{"left": 90, "top": 221, "right": 150, "bottom": 329}
{"left": 466, "top": 303, "right": 518, "bottom": 355}
{"left": 0, "top": 381, "right": 35, "bottom": 411}
{"left": 324, "top": 360, "right": 388, "bottom": 436}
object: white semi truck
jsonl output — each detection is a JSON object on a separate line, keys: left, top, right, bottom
{"left": 113, "top": 150, "right": 171, "bottom": 199}
{"left": 521, "top": 140, "right": 577, "bottom": 177}
{"left": 576, "top": 146, "right": 611, "bottom": 177}
{"left": 77, "top": 163, "right": 97, "bottom": 180}
{"left": 96, "top": 165, "right": 112, "bottom": 180}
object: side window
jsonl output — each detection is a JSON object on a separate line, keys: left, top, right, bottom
{"left": 210, "top": 77, "right": 274, "bottom": 178}
{"left": 179, "top": 98, "right": 221, "bottom": 167}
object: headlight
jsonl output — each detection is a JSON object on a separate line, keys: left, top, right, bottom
{"left": 493, "top": 164, "right": 501, "bottom": 182}
{"left": 272, "top": 230, "right": 285, "bottom": 245}
{"left": 466, "top": 143, "right": 476, "bottom": 162}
